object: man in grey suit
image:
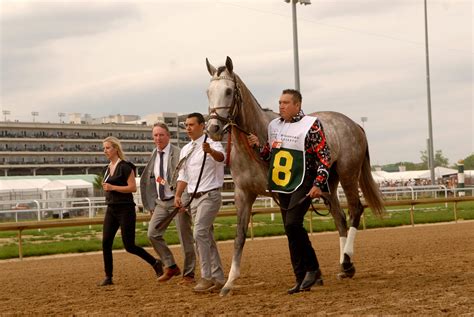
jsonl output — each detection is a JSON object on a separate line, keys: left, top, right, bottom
{"left": 140, "top": 122, "right": 196, "bottom": 284}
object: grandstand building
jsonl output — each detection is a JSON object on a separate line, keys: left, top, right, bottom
{"left": 0, "top": 112, "right": 189, "bottom": 176}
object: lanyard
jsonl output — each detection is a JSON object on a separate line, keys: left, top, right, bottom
{"left": 104, "top": 159, "right": 121, "bottom": 182}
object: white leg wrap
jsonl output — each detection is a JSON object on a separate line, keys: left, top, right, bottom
{"left": 339, "top": 237, "right": 347, "bottom": 264}
{"left": 343, "top": 227, "right": 357, "bottom": 258}
{"left": 224, "top": 259, "right": 240, "bottom": 289}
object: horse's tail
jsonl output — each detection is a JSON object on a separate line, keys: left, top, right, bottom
{"left": 359, "top": 147, "right": 385, "bottom": 216}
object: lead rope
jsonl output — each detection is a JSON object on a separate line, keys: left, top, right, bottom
{"left": 225, "top": 130, "right": 232, "bottom": 166}
{"left": 155, "top": 134, "right": 209, "bottom": 230}
{"left": 270, "top": 190, "right": 331, "bottom": 217}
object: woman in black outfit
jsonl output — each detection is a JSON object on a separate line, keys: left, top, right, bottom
{"left": 99, "top": 136, "right": 163, "bottom": 286}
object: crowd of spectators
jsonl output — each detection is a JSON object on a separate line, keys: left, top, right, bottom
{"left": 378, "top": 177, "right": 458, "bottom": 188}
{"left": 0, "top": 143, "right": 155, "bottom": 153}
{"left": 2, "top": 157, "right": 147, "bottom": 165}
{"left": 0, "top": 130, "right": 154, "bottom": 140}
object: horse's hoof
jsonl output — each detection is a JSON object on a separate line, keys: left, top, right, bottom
{"left": 337, "top": 264, "right": 356, "bottom": 279}
{"left": 219, "top": 287, "right": 232, "bottom": 297}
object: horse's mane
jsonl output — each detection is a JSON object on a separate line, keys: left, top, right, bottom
{"left": 235, "top": 74, "right": 264, "bottom": 111}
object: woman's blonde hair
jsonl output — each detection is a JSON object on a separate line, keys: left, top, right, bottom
{"left": 103, "top": 136, "right": 126, "bottom": 161}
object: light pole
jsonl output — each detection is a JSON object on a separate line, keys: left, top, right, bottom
{"left": 2, "top": 110, "right": 10, "bottom": 121}
{"left": 31, "top": 111, "right": 39, "bottom": 122}
{"left": 361, "top": 116, "right": 368, "bottom": 130}
{"left": 58, "top": 112, "right": 65, "bottom": 123}
{"left": 284, "top": 0, "right": 311, "bottom": 91}
{"left": 424, "top": 0, "right": 435, "bottom": 185}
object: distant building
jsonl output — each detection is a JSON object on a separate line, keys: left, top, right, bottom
{"left": 0, "top": 112, "right": 189, "bottom": 176}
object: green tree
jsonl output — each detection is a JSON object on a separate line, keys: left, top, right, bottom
{"left": 380, "top": 162, "right": 423, "bottom": 172}
{"left": 462, "top": 154, "right": 474, "bottom": 169}
{"left": 420, "top": 150, "right": 449, "bottom": 169}
{"left": 93, "top": 174, "right": 104, "bottom": 197}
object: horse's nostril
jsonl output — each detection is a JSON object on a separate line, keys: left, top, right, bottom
{"left": 209, "top": 125, "right": 220, "bottom": 133}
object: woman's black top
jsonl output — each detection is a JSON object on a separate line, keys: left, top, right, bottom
{"left": 103, "top": 160, "right": 137, "bottom": 206}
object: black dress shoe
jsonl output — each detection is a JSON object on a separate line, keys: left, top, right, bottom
{"left": 300, "top": 269, "right": 323, "bottom": 290}
{"left": 153, "top": 259, "right": 164, "bottom": 277}
{"left": 287, "top": 282, "right": 302, "bottom": 295}
{"left": 98, "top": 276, "right": 113, "bottom": 286}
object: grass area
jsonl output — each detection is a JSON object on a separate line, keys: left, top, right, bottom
{"left": 0, "top": 201, "right": 473, "bottom": 260}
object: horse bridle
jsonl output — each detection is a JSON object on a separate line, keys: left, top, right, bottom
{"left": 208, "top": 74, "right": 246, "bottom": 135}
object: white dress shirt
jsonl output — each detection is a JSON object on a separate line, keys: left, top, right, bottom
{"left": 153, "top": 143, "right": 174, "bottom": 199}
{"left": 177, "top": 134, "right": 225, "bottom": 193}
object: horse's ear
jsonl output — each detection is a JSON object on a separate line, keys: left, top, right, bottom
{"left": 206, "top": 58, "right": 216, "bottom": 76}
{"left": 225, "top": 56, "right": 233, "bottom": 74}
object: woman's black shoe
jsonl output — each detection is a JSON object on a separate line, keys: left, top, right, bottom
{"left": 300, "top": 269, "right": 323, "bottom": 290}
{"left": 98, "top": 276, "right": 113, "bottom": 286}
{"left": 287, "top": 282, "right": 302, "bottom": 294}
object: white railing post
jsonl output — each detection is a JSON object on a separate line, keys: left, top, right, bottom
{"left": 440, "top": 185, "right": 448, "bottom": 208}
{"left": 84, "top": 198, "right": 92, "bottom": 229}
{"left": 34, "top": 200, "right": 41, "bottom": 222}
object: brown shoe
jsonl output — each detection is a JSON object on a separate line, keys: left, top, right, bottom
{"left": 193, "top": 278, "right": 214, "bottom": 292}
{"left": 178, "top": 275, "right": 196, "bottom": 285}
{"left": 211, "top": 279, "right": 225, "bottom": 293}
{"left": 157, "top": 266, "right": 181, "bottom": 282}
{"left": 152, "top": 259, "right": 163, "bottom": 277}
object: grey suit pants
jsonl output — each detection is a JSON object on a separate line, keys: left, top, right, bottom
{"left": 147, "top": 198, "right": 196, "bottom": 277}
{"left": 190, "top": 189, "right": 225, "bottom": 283}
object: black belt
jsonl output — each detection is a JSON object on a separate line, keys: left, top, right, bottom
{"left": 193, "top": 188, "right": 219, "bottom": 199}
{"left": 161, "top": 196, "right": 174, "bottom": 202}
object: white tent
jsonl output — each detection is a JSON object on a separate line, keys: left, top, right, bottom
{"left": 41, "top": 180, "right": 93, "bottom": 217}
{"left": 42, "top": 179, "right": 92, "bottom": 196}
{"left": 42, "top": 180, "right": 67, "bottom": 192}
{"left": 372, "top": 167, "right": 458, "bottom": 184}
{"left": 0, "top": 178, "right": 51, "bottom": 192}
{"left": 416, "top": 167, "right": 457, "bottom": 179}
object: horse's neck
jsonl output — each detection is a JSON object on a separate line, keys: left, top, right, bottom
{"left": 229, "top": 80, "right": 273, "bottom": 168}
{"left": 235, "top": 80, "right": 272, "bottom": 140}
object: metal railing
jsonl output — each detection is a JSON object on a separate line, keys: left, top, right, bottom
{"left": 1, "top": 196, "right": 473, "bottom": 260}
{"left": 0, "top": 197, "right": 106, "bottom": 222}
{"left": 2, "top": 185, "right": 472, "bottom": 223}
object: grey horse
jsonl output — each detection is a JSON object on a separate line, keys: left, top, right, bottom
{"left": 205, "top": 56, "right": 385, "bottom": 296}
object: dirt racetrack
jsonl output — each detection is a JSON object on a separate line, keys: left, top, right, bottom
{"left": 1, "top": 221, "right": 473, "bottom": 316}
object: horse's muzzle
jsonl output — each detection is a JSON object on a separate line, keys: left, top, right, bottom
{"left": 207, "top": 124, "right": 223, "bottom": 141}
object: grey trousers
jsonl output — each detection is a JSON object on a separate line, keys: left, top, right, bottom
{"left": 190, "top": 189, "right": 225, "bottom": 283}
{"left": 147, "top": 198, "right": 196, "bottom": 277}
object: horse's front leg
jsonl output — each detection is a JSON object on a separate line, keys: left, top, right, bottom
{"left": 220, "top": 187, "right": 256, "bottom": 296}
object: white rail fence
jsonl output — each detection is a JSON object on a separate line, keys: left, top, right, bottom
{"left": 1, "top": 186, "right": 472, "bottom": 223}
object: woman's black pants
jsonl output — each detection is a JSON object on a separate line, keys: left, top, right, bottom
{"left": 102, "top": 204, "right": 156, "bottom": 277}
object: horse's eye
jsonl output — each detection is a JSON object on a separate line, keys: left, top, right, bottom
{"left": 225, "top": 88, "right": 232, "bottom": 96}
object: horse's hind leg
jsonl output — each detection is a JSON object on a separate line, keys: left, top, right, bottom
{"left": 220, "top": 188, "right": 256, "bottom": 296}
{"left": 338, "top": 178, "right": 364, "bottom": 279}
{"left": 325, "top": 172, "right": 350, "bottom": 273}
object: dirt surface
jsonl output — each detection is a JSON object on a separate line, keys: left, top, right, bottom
{"left": 1, "top": 221, "right": 473, "bottom": 316}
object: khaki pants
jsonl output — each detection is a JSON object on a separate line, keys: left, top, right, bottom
{"left": 190, "top": 189, "right": 224, "bottom": 283}
{"left": 147, "top": 198, "right": 196, "bottom": 277}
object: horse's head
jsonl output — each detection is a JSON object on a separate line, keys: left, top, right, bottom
{"left": 205, "top": 56, "right": 241, "bottom": 141}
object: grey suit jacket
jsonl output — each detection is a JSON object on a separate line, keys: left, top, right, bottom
{"left": 140, "top": 144, "right": 180, "bottom": 211}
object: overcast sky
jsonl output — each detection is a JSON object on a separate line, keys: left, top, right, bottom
{"left": 1, "top": 0, "right": 472, "bottom": 165}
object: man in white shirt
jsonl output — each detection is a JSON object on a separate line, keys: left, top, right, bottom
{"left": 174, "top": 112, "right": 226, "bottom": 293}
{"left": 140, "top": 122, "right": 195, "bottom": 284}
